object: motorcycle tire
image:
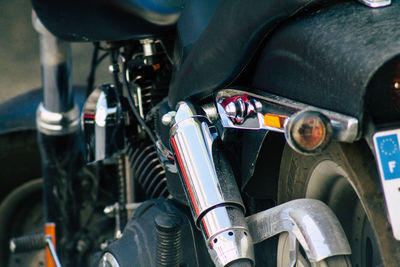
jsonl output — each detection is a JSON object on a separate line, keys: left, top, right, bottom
{"left": 0, "top": 131, "right": 43, "bottom": 267}
{"left": 277, "top": 232, "right": 351, "bottom": 267}
{"left": 278, "top": 141, "right": 400, "bottom": 267}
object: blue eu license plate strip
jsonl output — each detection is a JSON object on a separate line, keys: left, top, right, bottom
{"left": 373, "top": 130, "right": 400, "bottom": 240}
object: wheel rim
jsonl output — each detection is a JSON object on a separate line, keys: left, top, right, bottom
{"left": 277, "top": 232, "right": 311, "bottom": 267}
{"left": 306, "top": 160, "right": 382, "bottom": 267}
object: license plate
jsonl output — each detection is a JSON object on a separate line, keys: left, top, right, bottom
{"left": 373, "top": 129, "right": 400, "bottom": 240}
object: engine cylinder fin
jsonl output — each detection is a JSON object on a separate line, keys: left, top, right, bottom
{"left": 131, "top": 146, "right": 153, "bottom": 171}
{"left": 134, "top": 151, "right": 158, "bottom": 180}
{"left": 140, "top": 163, "right": 163, "bottom": 186}
{"left": 149, "top": 177, "right": 168, "bottom": 199}
{"left": 128, "top": 145, "right": 139, "bottom": 159}
{"left": 145, "top": 171, "right": 166, "bottom": 196}
{"left": 159, "top": 187, "right": 169, "bottom": 198}
{"left": 128, "top": 141, "right": 170, "bottom": 199}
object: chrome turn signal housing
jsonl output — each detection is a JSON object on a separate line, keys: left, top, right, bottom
{"left": 285, "top": 110, "right": 332, "bottom": 155}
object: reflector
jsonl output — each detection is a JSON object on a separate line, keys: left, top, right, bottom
{"left": 264, "top": 114, "right": 286, "bottom": 129}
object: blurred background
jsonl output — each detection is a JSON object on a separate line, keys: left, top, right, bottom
{"left": 0, "top": 0, "right": 110, "bottom": 103}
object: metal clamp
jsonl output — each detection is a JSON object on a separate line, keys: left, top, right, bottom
{"left": 36, "top": 103, "right": 80, "bottom": 135}
{"left": 104, "top": 202, "right": 143, "bottom": 238}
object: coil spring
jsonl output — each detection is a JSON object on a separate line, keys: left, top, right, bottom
{"left": 138, "top": 79, "right": 153, "bottom": 117}
{"left": 127, "top": 141, "right": 169, "bottom": 199}
{"left": 116, "top": 154, "right": 128, "bottom": 225}
{"left": 136, "top": 77, "right": 169, "bottom": 117}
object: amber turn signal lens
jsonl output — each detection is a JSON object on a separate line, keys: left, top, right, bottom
{"left": 264, "top": 114, "right": 287, "bottom": 129}
{"left": 286, "top": 111, "right": 332, "bottom": 154}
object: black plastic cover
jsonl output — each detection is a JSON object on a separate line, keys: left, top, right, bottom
{"left": 252, "top": 1, "right": 400, "bottom": 124}
{"left": 168, "top": 0, "right": 330, "bottom": 107}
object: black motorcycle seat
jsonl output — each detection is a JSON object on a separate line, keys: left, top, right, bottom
{"left": 31, "top": 0, "right": 185, "bottom": 41}
{"left": 108, "top": 0, "right": 186, "bottom": 25}
{"left": 168, "top": 0, "right": 330, "bottom": 107}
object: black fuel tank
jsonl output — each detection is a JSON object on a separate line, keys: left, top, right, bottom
{"left": 252, "top": 1, "right": 400, "bottom": 125}
{"left": 31, "top": 0, "right": 185, "bottom": 41}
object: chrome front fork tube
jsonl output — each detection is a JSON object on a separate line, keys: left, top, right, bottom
{"left": 169, "top": 102, "right": 255, "bottom": 267}
{"left": 33, "top": 15, "right": 83, "bottom": 265}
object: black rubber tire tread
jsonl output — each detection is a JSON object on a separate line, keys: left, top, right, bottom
{"left": 278, "top": 141, "right": 400, "bottom": 267}
{"left": 0, "top": 178, "right": 43, "bottom": 266}
{"left": 0, "top": 131, "right": 41, "bottom": 202}
{"left": 0, "top": 131, "right": 42, "bottom": 266}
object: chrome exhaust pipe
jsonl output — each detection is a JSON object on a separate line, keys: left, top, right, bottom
{"left": 169, "top": 102, "right": 254, "bottom": 267}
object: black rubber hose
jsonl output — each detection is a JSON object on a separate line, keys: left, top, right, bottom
{"left": 86, "top": 43, "right": 99, "bottom": 97}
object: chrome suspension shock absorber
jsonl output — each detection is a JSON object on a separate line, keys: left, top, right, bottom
{"left": 169, "top": 102, "right": 254, "bottom": 267}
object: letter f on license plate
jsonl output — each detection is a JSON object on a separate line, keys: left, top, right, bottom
{"left": 373, "top": 130, "right": 400, "bottom": 240}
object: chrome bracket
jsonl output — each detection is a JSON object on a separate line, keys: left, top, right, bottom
{"left": 246, "top": 199, "right": 352, "bottom": 262}
{"left": 359, "top": 0, "right": 391, "bottom": 8}
{"left": 215, "top": 88, "right": 359, "bottom": 143}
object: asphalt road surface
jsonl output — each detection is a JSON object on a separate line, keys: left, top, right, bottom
{"left": 0, "top": 0, "right": 111, "bottom": 103}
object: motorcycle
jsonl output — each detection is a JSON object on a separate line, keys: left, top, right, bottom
{"left": 1, "top": 0, "right": 400, "bottom": 266}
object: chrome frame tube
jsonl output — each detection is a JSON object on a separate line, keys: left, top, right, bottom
{"left": 33, "top": 14, "right": 73, "bottom": 113}
{"left": 33, "top": 14, "right": 79, "bottom": 135}
{"left": 33, "top": 14, "right": 85, "bottom": 265}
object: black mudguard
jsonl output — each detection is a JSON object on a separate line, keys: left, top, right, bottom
{"left": 0, "top": 89, "right": 42, "bottom": 135}
{"left": 252, "top": 0, "right": 400, "bottom": 129}
{"left": 0, "top": 86, "right": 87, "bottom": 135}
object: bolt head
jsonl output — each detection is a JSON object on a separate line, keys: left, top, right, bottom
{"left": 251, "top": 99, "right": 263, "bottom": 112}
{"left": 108, "top": 63, "right": 119, "bottom": 73}
{"left": 162, "top": 111, "right": 177, "bottom": 126}
{"left": 224, "top": 102, "right": 237, "bottom": 117}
